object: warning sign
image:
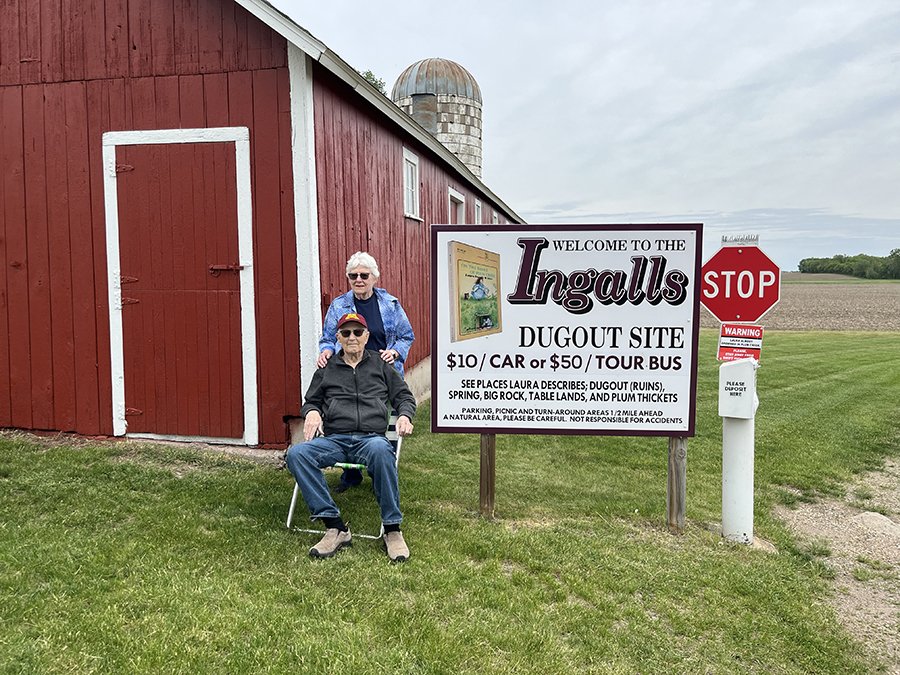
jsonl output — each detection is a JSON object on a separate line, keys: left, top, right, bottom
{"left": 717, "top": 323, "right": 763, "bottom": 362}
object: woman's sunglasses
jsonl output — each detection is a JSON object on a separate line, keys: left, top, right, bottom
{"left": 347, "top": 272, "right": 370, "bottom": 280}
{"left": 339, "top": 328, "right": 366, "bottom": 338}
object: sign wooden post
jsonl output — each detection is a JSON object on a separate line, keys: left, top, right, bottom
{"left": 480, "top": 433, "right": 496, "bottom": 518}
{"left": 667, "top": 436, "right": 687, "bottom": 533}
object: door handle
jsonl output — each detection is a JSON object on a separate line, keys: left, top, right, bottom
{"left": 209, "top": 264, "right": 245, "bottom": 276}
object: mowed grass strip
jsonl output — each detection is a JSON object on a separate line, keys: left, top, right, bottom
{"left": 1, "top": 331, "right": 897, "bottom": 673}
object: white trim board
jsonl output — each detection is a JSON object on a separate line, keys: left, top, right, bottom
{"left": 126, "top": 432, "right": 249, "bottom": 446}
{"left": 101, "top": 126, "right": 259, "bottom": 446}
{"left": 102, "top": 127, "right": 250, "bottom": 146}
{"left": 289, "top": 46, "right": 323, "bottom": 397}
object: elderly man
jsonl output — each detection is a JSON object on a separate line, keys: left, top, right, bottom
{"left": 316, "top": 251, "right": 415, "bottom": 493}
{"left": 286, "top": 312, "right": 416, "bottom": 562}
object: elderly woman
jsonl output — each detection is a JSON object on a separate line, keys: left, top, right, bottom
{"left": 316, "top": 251, "right": 415, "bottom": 491}
{"left": 317, "top": 251, "right": 415, "bottom": 372}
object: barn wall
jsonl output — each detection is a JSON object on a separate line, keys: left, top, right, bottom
{"left": 0, "top": 0, "right": 300, "bottom": 444}
{"left": 312, "top": 69, "right": 511, "bottom": 370}
{"left": 0, "top": 0, "right": 286, "bottom": 86}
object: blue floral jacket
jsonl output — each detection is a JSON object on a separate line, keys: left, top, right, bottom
{"left": 319, "top": 288, "right": 415, "bottom": 375}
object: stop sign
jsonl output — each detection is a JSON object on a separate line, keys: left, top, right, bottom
{"left": 701, "top": 246, "right": 781, "bottom": 323}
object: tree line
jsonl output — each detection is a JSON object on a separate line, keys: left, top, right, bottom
{"left": 798, "top": 249, "right": 900, "bottom": 279}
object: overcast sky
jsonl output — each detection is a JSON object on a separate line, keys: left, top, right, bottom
{"left": 272, "top": 1, "right": 899, "bottom": 270}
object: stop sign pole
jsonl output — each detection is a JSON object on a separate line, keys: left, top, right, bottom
{"left": 701, "top": 244, "right": 781, "bottom": 544}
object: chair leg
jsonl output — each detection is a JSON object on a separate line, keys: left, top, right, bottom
{"left": 286, "top": 482, "right": 300, "bottom": 529}
{"left": 286, "top": 465, "right": 392, "bottom": 539}
{"left": 287, "top": 479, "right": 340, "bottom": 536}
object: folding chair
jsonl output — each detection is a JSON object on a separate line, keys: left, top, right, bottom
{"left": 286, "top": 412, "right": 403, "bottom": 540}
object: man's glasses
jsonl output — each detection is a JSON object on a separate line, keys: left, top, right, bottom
{"left": 339, "top": 328, "right": 366, "bottom": 338}
{"left": 347, "top": 272, "right": 370, "bottom": 280}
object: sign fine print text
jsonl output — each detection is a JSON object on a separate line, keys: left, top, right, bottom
{"left": 431, "top": 225, "right": 703, "bottom": 436}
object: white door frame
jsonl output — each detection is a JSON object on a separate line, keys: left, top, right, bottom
{"left": 101, "top": 127, "right": 258, "bottom": 446}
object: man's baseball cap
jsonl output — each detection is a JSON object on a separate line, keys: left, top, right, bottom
{"left": 336, "top": 312, "right": 368, "bottom": 330}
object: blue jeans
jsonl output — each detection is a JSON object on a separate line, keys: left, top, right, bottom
{"left": 285, "top": 433, "right": 402, "bottom": 526}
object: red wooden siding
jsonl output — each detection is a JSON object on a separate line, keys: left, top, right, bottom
{"left": 313, "top": 69, "right": 511, "bottom": 370}
{"left": 0, "top": 0, "right": 286, "bottom": 86}
{"left": 0, "top": 0, "right": 300, "bottom": 444}
{"left": 1, "top": 86, "right": 28, "bottom": 427}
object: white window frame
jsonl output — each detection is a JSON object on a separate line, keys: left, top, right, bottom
{"left": 492, "top": 210, "right": 500, "bottom": 224}
{"left": 403, "top": 147, "right": 420, "bottom": 218}
{"left": 448, "top": 186, "right": 465, "bottom": 223}
{"left": 474, "top": 199, "right": 482, "bottom": 224}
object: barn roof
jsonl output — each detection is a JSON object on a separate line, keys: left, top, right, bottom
{"left": 233, "top": 0, "right": 522, "bottom": 224}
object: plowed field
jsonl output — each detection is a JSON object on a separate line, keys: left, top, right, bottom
{"left": 700, "top": 273, "right": 900, "bottom": 331}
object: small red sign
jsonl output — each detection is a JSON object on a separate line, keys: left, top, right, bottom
{"left": 717, "top": 323, "right": 764, "bottom": 362}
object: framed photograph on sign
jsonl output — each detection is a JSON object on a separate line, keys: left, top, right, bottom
{"left": 448, "top": 240, "right": 502, "bottom": 341}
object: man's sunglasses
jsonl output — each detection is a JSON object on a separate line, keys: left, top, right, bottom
{"left": 339, "top": 328, "right": 366, "bottom": 338}
{"left": 347, "top": 272, "right": 370, "bottom": 280}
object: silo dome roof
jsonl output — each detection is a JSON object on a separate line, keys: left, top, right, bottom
{"left": 391, "top": 58, "right": 482, "bottom": 103}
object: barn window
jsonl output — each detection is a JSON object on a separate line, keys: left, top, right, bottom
{"left": 474, "top": 199, "right": 483, "bottom": 223}
{"left": 492, "top": 210, "right": 500, "bottom": 224}
{"left": 448, "top": 187, "right": 465, "bottom": 224}
{"left": 403, "top": 148, "right": 420, "bottom": 218}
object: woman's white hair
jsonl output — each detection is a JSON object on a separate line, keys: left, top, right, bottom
{"left": 345, "top": 251, "right": 380, "bottom": 278}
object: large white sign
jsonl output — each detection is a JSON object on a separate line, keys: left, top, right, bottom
{"left": 431, "top": 225, "right": 702, "bottom": 436}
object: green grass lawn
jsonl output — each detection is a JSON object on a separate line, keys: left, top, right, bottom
{"left": 1, "top": 331, "right": 898, "bottom": 673}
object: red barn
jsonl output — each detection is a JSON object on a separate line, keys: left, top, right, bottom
{"left": 0, "top": 0, "right": 521, "bottom": 446}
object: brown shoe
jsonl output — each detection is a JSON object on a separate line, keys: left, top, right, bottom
{"left": 383, "top": 530, "right": 410, "bottom": 562}
{"left": 309, "top": 528, "right": 352, "bottom": 558}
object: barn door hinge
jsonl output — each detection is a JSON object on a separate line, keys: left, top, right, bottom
{"left": 121, "top": 297, "right": 140, "bottom": 305}
{"left": 115, "top": 164, "right": 135, "bottom": 173}
{"left": 125, "top": 407, "right": 143, "bottom": 416}
{"left": 120, "top": 275, "right": 139, "bottom": 284}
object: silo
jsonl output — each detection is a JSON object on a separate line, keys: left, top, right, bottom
{"left": 391, "top": 58, "right": 483, "bottom": 179}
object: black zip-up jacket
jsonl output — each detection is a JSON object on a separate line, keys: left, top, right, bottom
{"left": 300, "top": 350, "right": 416, "bottom": 435}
